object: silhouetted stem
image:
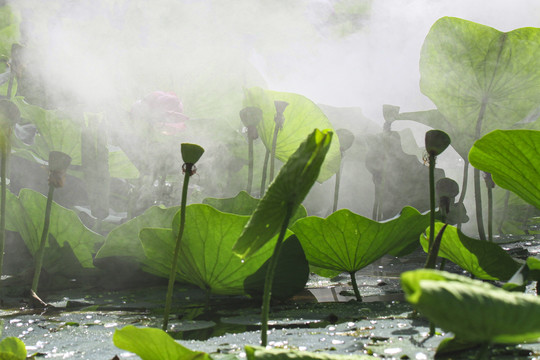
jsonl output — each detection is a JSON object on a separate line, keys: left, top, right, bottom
{"left": 163, "top": 164, "right": 192, "bottom": 331}
{"left": 269, "top": 126, "right": 279, "bottom": 182}
{"left": 487, "top": 183, "right": 493, "bottom": 242}
{"left": 349, "top": 271, "right": 362, "bottom": 301}
{"left": 474, "top": 168, "right": 487, "bottom": 241}
{"left": 247, "top": 136, "right": 254, "bottom": 195}
{"left": 32, "top": 185, "right": 55, "bottom": 293}
{"left": 458, "top": 159, "right": 469, "bottom": 204}
{"left": 428, "top": 154, "right": 436, "bottom": 252}
{"left": 6, "top": 71, "right": 13, "bottom": 99}
{"left": 261, "top": 203, "right": 293, "bottom": 346}
{"left": 333, "top": 166, "right": 341, "bottom": 213}
{"left": 371, "top": 184, "right": 380, "bottom": 220}
{"left": 260, "top": 149, "right": 269, "bottom": 197}
{"left": 0, "top": 144, "right": 7, "bottom": 277}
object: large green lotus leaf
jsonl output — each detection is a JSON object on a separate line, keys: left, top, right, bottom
{"left": 401, "top": 269, "right": 540, "bottom": 344}
{"left": 291, "top": 207, "right": 430, "bottom": 273}
{"left": 141, "top": 204, "right": 292, "bottom": 295}
{"left": 202, "top": 191, "right": 307, "bottom": 224}
{"left": 420, "top": 223, "right": 520, "bottom": 281}
{"left": 469, "top": 129, "right": 540, "bottom": 209}
{"left": 0, "top": 6, "right": 20, "bottom": 59}
{"left": 243, "top": 87, "right": 340, "bottom": 181}
{"left": 419, "top": 17, "right": 540, "bottom": 159}
{"left": 95, "top": 205, "right": 180, "bottom": 261}
{"left": 114, "top": 325, "right": 211, "bottom": 360}
{"left": 0, "top": 337, "right": 26, "bottom": 360}
{"left": 5, "top": 188, "right": 103, "bottom": 269}
{"left": 233, "top": 129, "right": 332, "bottom": 259}
{"left": 245, "top": 345, "right": 376, "bottom": 360}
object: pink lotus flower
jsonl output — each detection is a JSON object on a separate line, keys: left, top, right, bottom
{"left": 131, "top": 91, "right": 189, "bottom": 135}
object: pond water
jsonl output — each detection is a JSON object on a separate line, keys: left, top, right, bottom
{"left": 1, "top": 242, "right": 539, "bottom": 359}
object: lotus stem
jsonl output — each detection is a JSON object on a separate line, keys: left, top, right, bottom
{"left": 247, "top": 135, "right": 254, "bottom": 195}
{"left": 260, "top": 149, "right": 269, "bottom": 197}
{"left": 482, "top": 172, "right": 495, "bottom": 242}
{"left": 0, "top": 142, "right": 7, "bottom": 277}
{"left": 458, "top": 159, "right": 469, "bottom": 204}
{"left": 269, "top": 125, "right": 279, "bottom": 182}
{"left": 260, "top": 203, "right": 293, "bottom": 346}
{"left": 349, "top": 271, "right": 362, "bottom": 301}
{"left": 31, "top": 185, "right": 55, "bottom": 293}
{"left": 424, "top": 224, "right": 448, "bottom": 269}
{"left": 162, "top": 163, "right": 192, "bottom": 331}
{"left": 474, "top": 168, "right": 487, "bottom": 241}
{"left": 428, "top": 153, "right": 436, "bottom": 252}
{"left": 497, "top": 191, "right": 510, "bottom": 234}
{"left": 332, "top": 166, "right": 341, "bottom": 213}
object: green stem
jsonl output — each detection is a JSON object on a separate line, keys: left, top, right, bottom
{"left": 269, "top": 125, "right": 279, "bottom": 183}
{"left": 487, "top": 182, "right": 493, "bottom": 242}
{"left": 247, "top": 136, "right": 254, "bottom": 195}
{"left": 32, "top": 185, "right": 55, "bottom": 293}
{"left": 0, "top": 144, "right": 7, "bottom": 278}
{"left": 6, "top": 70, "right": 13, "bottom": 99}
{"left": 474, "top": 168, "right": 487, "bottom": 241}
{"left": 260, "top": 149, "right": 269, "bottom": 197}
{"left": 349, "top": 271, "right": 362, "bottom": 301}
{"left": 260, "top": 203, "right": 293, "bottom": 346}
{"left": 428, "top": 154, "right": 436, "bottom": 252}
{"left": 162, "top": 164, "right": 192, "bottom": 331}
{"left": 497, "top": 191, "right": 510, "bottom": 234}
{"left": 458, "top": 159, "right": 469, "bottom": 204}
{"left": 332, "top": 165, "right": 342, "bottom": 213}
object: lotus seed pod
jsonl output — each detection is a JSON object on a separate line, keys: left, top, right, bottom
{"left": 382, "top": 104, "right": 400, "bottom": 124}
{"left": 436, "top": 178, "right": 459, "bottom": 199}
{"left": 48, "top": 151, "right": 72, "bottom": 188}
{"left": 181, "top": 143, "right": 205, "bottom": 164}
{"left": 425, "top": 129, "right": 451, "bottom": 156}
{"left": 336, "top": 128, "right": 355, "bottom": 152}
{"left": 274, "top": 101, "right": 289, "bottom": 115}
{"left": 239, "top": 107, "right": 263, "bottom": 128}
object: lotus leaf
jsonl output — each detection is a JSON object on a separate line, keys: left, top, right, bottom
{"left": 469, "top": 129, "right": 540, "bottom": 209}
{"left": 202, "top": 191, "right": 307, "bottom": 223}
{"left": 401, "top": 269, "right": 540, "bottom": 344}
{"left": 418, "top": 17, "right": 540, "bottom": 158}
{"left": 113, "top": 325, "right": 212, "bottom": 360}
{"left": 6, "top": 188, "right": 102, "bottom": 270}
{"left": 95, "top": 205, "right": 180, "bottom": 261}
{"left": 233, "top": 129, "right": 332, "bottom": 259}
{"left": 420, "top": 223, "right": 521, "bottom": 281}
{"left": 140, "top": 204, "right": 299, "bottom": 295}
{"left": 291, "top": 207, "right": 430, "bottom": 273}
{"left": 0, "top": 337, "right": 26, "bottom": 360}
{"left": 243, "top": 87, "right": 340, "bottom": 181}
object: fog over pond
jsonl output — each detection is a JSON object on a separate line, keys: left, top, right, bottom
{"left": 7, "top": 0, "right": 540, "bottom": 228}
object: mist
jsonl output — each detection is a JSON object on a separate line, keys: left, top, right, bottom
{"left": 7, "top": 0, "right": 540, "bottom": 228}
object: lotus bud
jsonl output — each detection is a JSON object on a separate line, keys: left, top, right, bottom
{"left": 425, "top": 129, "right": 451, "bottom": 156}
{"left": 48, "top": 151, "right": 72, "bottom": 188}
{"left": 181, "top": 143, "right": 204, "bottom": 165}
{"left": 436, "top": 177, "right": 459, "bottom": 214}
{"left": 240, "top": 107, "right": 262, "bottom": 140}
{"left": 336, "top": 128, "right": 354, "bottom": 153}
{"left": 0, "top": 100, "right": 19, "bottom": 145}
{"left": 274, "top": 101, "right": 288, "bottom": 129}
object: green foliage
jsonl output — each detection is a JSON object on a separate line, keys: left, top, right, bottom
{"left": 140, "top": 204, "right": 303, "bottom": 295}
{"left": 6, "top": 188, "right": 103, "bottom": 271}
{"left": 243, "top": 88, "right": 340, "bottom": 181}
{"left": 401, "top": 269, "right": 540, "bottom": 344}
{"left": 202, "top": 191, "right": 307, "bottom": 223}
{"left": 414, "top": 17, "right": 540, "bottom": 158}
{"left": 291, "top": 207, "right": 430, "bottom": 274}
{"left": 95, "top": 205, "right": 180, "bottom": 261}
{"left": 233, "top": 129, "right": 333, "bottom": 259}
{"left": 420, "top": 223, "right": 520, "bottom": 280}
{"left": 469, "top": 129, "right": 540, "bottom": 209}
{"left": 0, "top": 337, "right": 26, "bottom": 360}
{"left": 0, "top": 5, "right": 20, "bottom": 60}
{"left": 244, "top": 235, "right": 309, "bottom": 300}
{"left": 246, "top": 345, "right": 376, "bottom": 360}
{"left": 113, "top": 325, "right": 212, "bottom": 360}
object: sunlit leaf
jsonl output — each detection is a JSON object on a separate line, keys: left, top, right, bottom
{"left": 233, "top": 129, "right": 332, "bottom": 259}
{"left": 401, "top": 269, "right": 540, "bottom": 344}
{"left": 113, "top": 325, "right": 212, "bottom": 360}
{"left": 245, "top": 345, "right": 376, "bottom": 360}
{"left": 0, "top": 337, "right": 26, "bottom": 360}
{"left": 243, "top": 87, "right": 340, "bottom": 181}
{"left": 291, "top": 207, "right": 430, "bottom": 273}
{"left": 419, "top": 223, "right": 520, "bottom": 281}
{"left": 469, "top": 129, "right": 540, "bottom": 209}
